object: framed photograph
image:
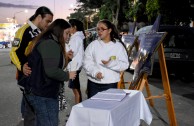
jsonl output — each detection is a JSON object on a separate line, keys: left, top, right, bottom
{"left": 130, "top": 32, "right": 167, "bottom": 88}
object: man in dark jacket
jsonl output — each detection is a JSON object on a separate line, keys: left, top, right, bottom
{"left": 10, "top": 6, "right": 53, "bottom": 126}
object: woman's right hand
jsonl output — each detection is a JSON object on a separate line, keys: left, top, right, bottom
{"left": 96, "top": 72, "right": 103, "bottom": 79}
{"left": 67, "top": 50, "right": 74, "bottom": 60}
{"left": 23, "top": 62, "right": 32, "bottom": 76}
{"left": 69, "top": 71, "right": 77, "bottom": 80}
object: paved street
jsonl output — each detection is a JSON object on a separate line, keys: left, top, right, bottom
{"left": 0, "top": 48, "right": 194, "bottom": 126}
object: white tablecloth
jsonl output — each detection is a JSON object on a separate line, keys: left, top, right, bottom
{"left": 66, "top": 90, "right": 152, "bottom": 126}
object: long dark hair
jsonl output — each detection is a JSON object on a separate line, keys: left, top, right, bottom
{"left": 98, "top": 19, "right": 127, "bottom": 52}
{"left": 29, "top": 19, "right": 71, "bottom": 67}
{"left": 69, "top": 18, "right": 86, "bottom": 50}
{"left": 98, "top": 19, "right": 122, "bottom": 43}
{"left": 29, "top": 6, "right": 53, "bottom": 21}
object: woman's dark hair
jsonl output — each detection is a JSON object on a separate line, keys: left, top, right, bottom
{"left": 98, "top": 19, "right": 122, "bottom": 43}
{"left": 69, "top": 18, "right": 87, "bottom": 50}
{"left": 29, "top": 6, "right": 53, "bottom": 21}
{"left": 30, "top": 19, "right": 71, "bottom": 67}
{"left": 98, "top": 19, "right": 127, "bottom": 52}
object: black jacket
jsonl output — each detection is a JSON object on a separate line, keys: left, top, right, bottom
{"left": 25, "top": 35, "right": 69, "bottom": 99}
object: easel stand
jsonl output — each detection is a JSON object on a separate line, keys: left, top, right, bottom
{"left": 118, "top": 43, "right": 177, "bottom": 126}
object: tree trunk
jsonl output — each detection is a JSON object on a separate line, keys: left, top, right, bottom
{"left": 112, "top": 0, "right": 120, "bottom": 28}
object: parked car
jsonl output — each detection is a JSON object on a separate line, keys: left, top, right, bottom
{"left": 0, "top": 41, "right": 11, "bottom": 48}
{"left": 135, "top": 25, "right": 194, "bottom": 80}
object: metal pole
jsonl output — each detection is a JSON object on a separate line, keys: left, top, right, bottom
{"left": 13, "top": 10, "right": 28, "bottom": 24}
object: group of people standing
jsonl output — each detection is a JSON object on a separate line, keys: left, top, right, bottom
{"left": 10, "top": 6, "right": 129, "bottom": 126}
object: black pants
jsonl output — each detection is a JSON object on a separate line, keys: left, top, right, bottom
{"left": 87, "top": 79, "right": 117, "bottom": 98}
{"left": 68, "top": 70, "right": 81, "bottom": 89}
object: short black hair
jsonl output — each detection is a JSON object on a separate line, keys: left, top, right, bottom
{"left": 69, "top": 18, "right": 84, "bottom": 31}
{"left": 29, "top": 6, "right": 53, "bottom": 21}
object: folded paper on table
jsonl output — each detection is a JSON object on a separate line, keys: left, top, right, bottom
{"left": 90, "top": 89, "right": 130, "bottom": 101}
{"left": 102, "top": 88, "right": 127, "bottom": 94}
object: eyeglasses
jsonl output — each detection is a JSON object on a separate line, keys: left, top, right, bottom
{"left": 96, "top": 28, "right": 108, "bottom": 32}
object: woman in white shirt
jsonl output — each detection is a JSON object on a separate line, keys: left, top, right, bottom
{"left": 67, "top": 19, "right": 86, "bottom": 103}
{"left": 83, "top": 19, "right": 129, "bottom": 98}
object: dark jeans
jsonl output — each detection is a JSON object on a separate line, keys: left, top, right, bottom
{"left": 21, "top": 96, "right": 25, "bottom": 117}
{"left": 23, "top": 95, "right": 35, "bottom": 126}
{"left": 87, "top": 79, "right": 118, "bottom": 98}
{"left": 26, "top": 94, "right": 59, "bottom": 126}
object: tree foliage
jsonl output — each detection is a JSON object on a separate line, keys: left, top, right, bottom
{"left": 69, "top": 0, "right": 194, "bottom": 29}
{"left": 158, "top": 0, "right": 191, "bottom": 26}
{"left": 146, "top": 0, "right": 159, "bottom": 23}
{"left": 77, "top": 0, "right": 104, "bottom": 8}
{"left": 75, "top": 0, "right": 122, "bottom": 28}
{"left": 99, "top": 5, "right": 112, "bottom": 20}
{"left": 125, "top": 0, "right": 144, "bottom": 21}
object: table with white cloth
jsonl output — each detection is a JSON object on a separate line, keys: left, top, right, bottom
{"left": 66, "top": 89, "right": 152, "bottom": 126}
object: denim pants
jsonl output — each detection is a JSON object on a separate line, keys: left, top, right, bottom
{"left": 87, "top": 79, "right": 118, "bottom": 98}
{"left": 23, "top": 95, "right": 35, "bottom": 126}
{"left": 26, "top": 94, "right": 59, "bottom": 126}
{"left": 21, "top": 96, "right": 25, "bottom": 117}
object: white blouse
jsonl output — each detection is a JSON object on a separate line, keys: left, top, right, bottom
{"left": 83, "top": 39, "right": 129, "bottom": 84}
{"left": 66, "top": 31, "right": 85, "bottom": 71}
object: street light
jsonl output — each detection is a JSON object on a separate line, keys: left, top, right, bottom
{"left": 13, "top": 9, "right": 28, "bottom": 24}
